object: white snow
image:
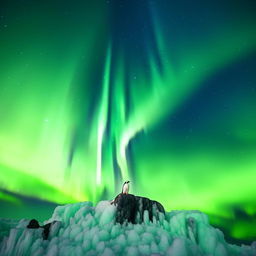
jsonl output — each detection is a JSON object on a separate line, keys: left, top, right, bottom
{"left": 0, "top": 200, "right": 255, "bottom": 256}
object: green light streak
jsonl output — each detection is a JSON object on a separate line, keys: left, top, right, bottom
{"left": 232, "top": 221, "right": 256, "bottom": 240}
{"left": 0, "top": 191, "right": 20, "bottom": 205}
{"left": 96, "top": 45, "right": 111, "bottom": 185}
{"left": 114, "top": 52, "right": 130, "bottom": 181}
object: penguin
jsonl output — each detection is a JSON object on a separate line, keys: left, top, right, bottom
{"left": 122, "top": 181, "right": 130, "bottom": 194}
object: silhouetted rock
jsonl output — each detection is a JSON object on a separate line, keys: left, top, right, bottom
{"left": 42, "top": 222, "right": 58, "bottom": 240}
{"left": 27, "top": 219, "right": 40, "bottom": 229}
{"left": 113, "top": 193, "right": 165, "bottom": 224}
{"left": 27, "top": 219, "right": 58, "bottom": 240}
{"left": 115, "top": 194, "right": 137, "bottom": 224}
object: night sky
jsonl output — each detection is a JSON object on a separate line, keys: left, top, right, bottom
{"left": 0, "top": 0, "right": 256, "bottom": 244}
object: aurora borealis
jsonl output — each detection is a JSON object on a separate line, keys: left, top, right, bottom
{"left": 0, "top": 0, "right": 256, "bottom": 244}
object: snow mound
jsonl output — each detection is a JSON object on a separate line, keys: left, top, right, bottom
{"left": 0, "top": 200, "right": 255, "bottom": 256}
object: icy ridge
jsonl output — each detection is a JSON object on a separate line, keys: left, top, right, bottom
{"left": 0, "top": 200, "right": 255, "bottom": 256}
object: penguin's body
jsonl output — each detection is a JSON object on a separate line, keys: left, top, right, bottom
{"left": 122, "top": 181, "right": 130, "bottom": 194}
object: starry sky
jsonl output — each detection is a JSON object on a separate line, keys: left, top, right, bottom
{"left": 0, "top": 0, "right": 256, "bottom": 244}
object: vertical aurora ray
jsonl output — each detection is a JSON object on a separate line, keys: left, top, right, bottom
{"left": 0, "top": 0, "right": 109, "bottom": 203}
{"left": 96, "top": 45, "right": 111, "bottom": 186}
{"left": 112, "top": 52, "right": 130, "bottom": 183}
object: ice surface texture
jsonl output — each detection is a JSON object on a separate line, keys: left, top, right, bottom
{"left": 0, "top": 200, "right": 255, "bottom": 256}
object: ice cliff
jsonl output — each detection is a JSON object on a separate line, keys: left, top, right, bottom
{"left": 0, "top": 195, "right": 255, "bottom": 256}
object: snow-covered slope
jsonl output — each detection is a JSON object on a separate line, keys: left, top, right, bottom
{"left": 0, "top": 200, "right": 255, "bottom": 256}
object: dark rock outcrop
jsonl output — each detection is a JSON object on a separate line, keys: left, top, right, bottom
{"left": 27, "top": 219, "right": 40, "bottom": 229}
{"left": 27, "top": 219, "right": 58, "bottom": 240}
{"left": 41, "top": 222, "right": 54, "bottom": 240}
{"left": 113, "top": 193, "right": 165, "bottom": 224}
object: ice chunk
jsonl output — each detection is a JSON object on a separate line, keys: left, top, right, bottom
{"left": 126, "top": 246, "right": 139, "bottom": 256}
{"left": 48, "top": 221, "right": 61, "bottom": 239}
{"left": 45, "top": 243, "right": 58, "bottom": 256}
{"left": 99, "top": 203, "right": 116, "bottom": 226}
{"left": 95, "top": 201, "right": 111, "bottom": 215}
{"left": 159, "top": 233, "right": 169, "bottom": 251}
{"left": 70, "top": 224, "right": 82, "bottom": 238}
{"left": 127, "top": 229, "right": 139, "bottom": 245}
{"left": 150, "top": 241, "right": 159, "bottom": 254}
{"left": 99, "top": 230, "right": 110, "bottom": 241}
{"left": 115, "top": 234, "right": 126, "bottom": 248}
{"left": 141, "top": 232, "right": 154, "bottom": 244}
{"left": 138, "top": 244, "right": 150, "bottom": 255}
{"left": 1, "top": 201, "right": 255, "bottom": 256}
{"left": 110, "top": 224, "right": 121, "bottom": 238}
{"left": 82, "top": 239, "right": 91, "bottom": 252}
{"left": 102, "top": 247, "right": 115, "bottom": 256}
{"left": 167, "top": 238, "right": 188, "bottom": 256}
{"left": 0, "top": 219, "right": 19, "bottom": 243}
{"left": 96, "top": 241, "right": 105, "bottom": 253}
{"left": 215, "top": 242, "right": 228, "bottom": 256}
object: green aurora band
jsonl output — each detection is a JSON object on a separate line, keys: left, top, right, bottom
{"left": 0, "top": 0, "right": 255, "bottom": 242}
